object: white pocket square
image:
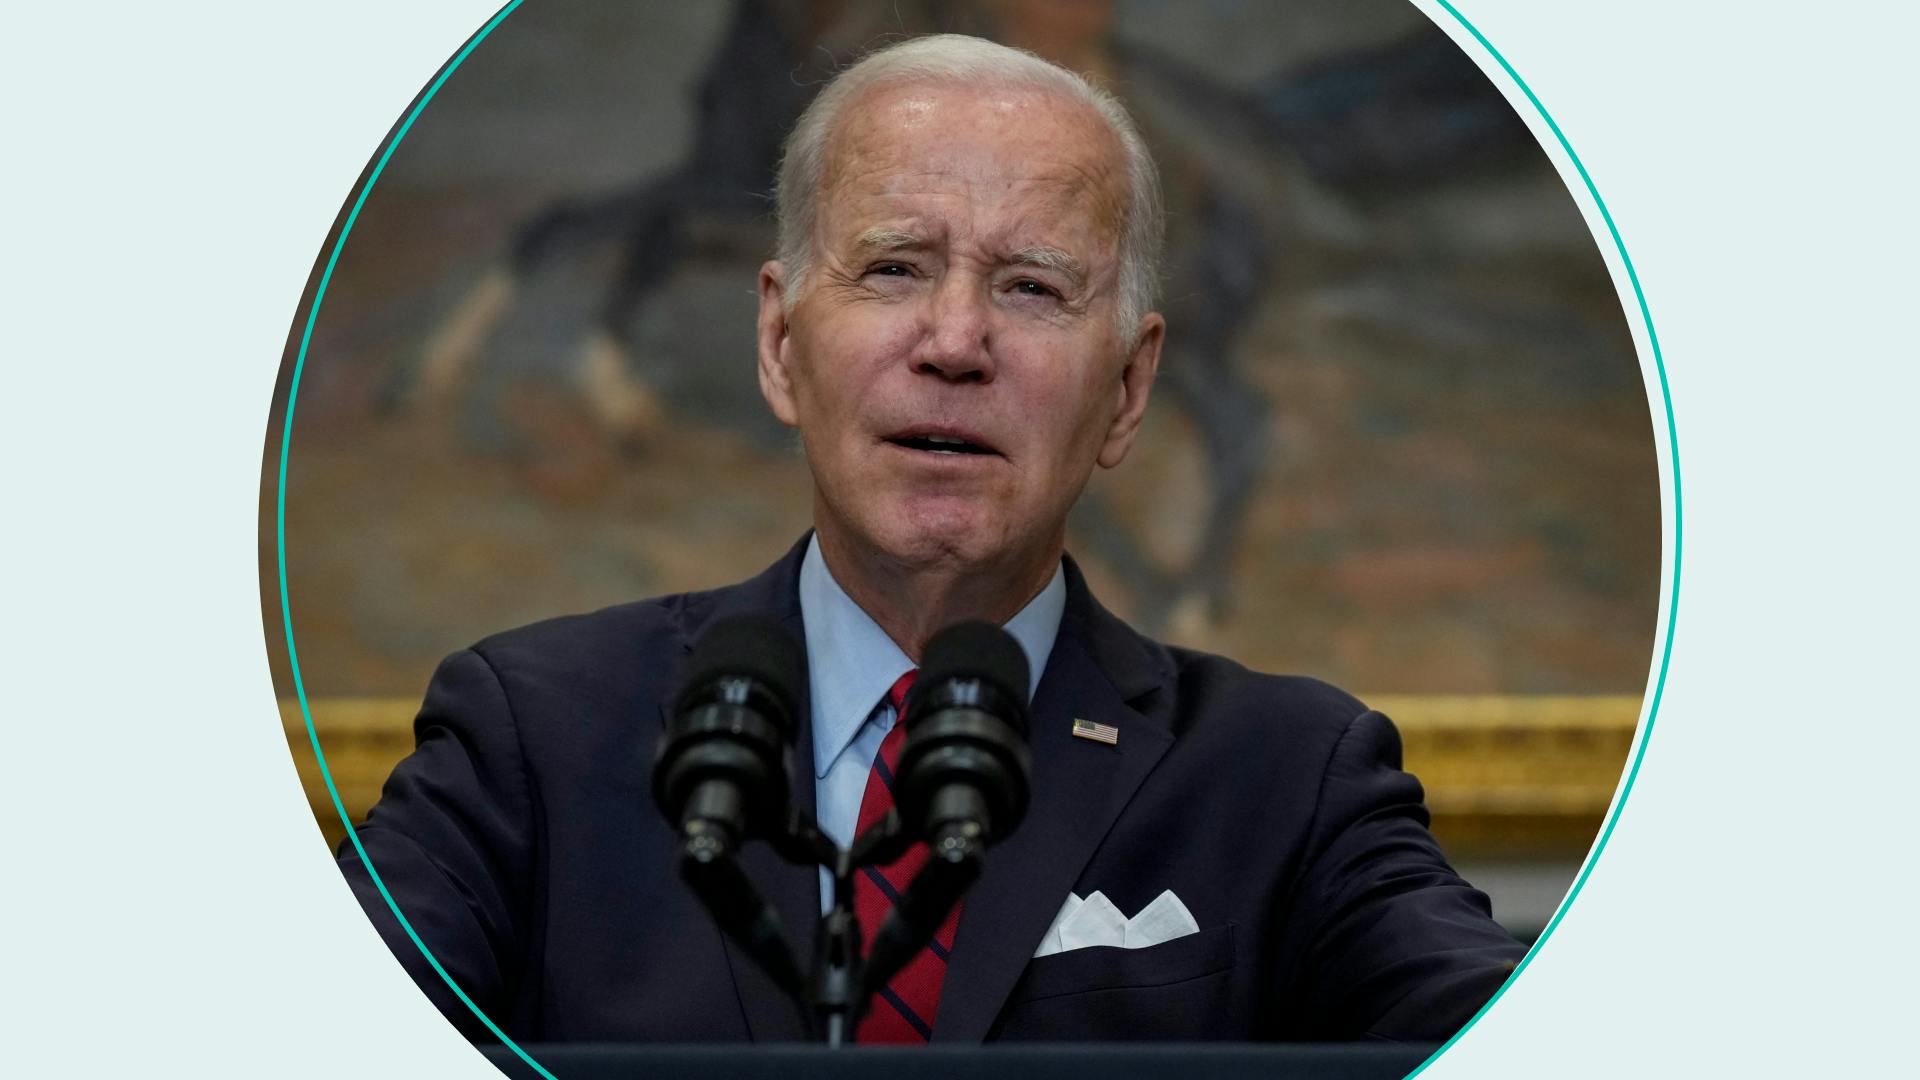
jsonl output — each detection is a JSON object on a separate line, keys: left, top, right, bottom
{"left": 1033, "top": 889, "right": 1200, "bottom": 957}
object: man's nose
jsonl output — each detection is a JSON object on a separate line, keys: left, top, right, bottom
{"left": 910, "top": 275, "right": 996, "bottom": 384}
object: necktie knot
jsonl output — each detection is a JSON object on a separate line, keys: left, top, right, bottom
{"left": 886, "top": 669, "right": 917, "bottom": 717}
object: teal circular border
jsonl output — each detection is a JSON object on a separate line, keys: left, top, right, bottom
{"left": 272, "top": 2, "right": 1680, "bottom": 1075}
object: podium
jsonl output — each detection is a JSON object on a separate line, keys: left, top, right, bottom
{"left": 479, "top": 1042, "right": 1442, "bottom": 1080}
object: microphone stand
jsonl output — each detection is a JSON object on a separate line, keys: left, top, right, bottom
{"left": 769, "top": 811, "right": 868, "bottom": 1046}
{"left": 675, "top": 820, "right": 809, "bottom": 1007}
{"left": 679, "top": 805, "right": 983, "bottom": 1047}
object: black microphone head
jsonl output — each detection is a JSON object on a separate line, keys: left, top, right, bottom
{"left": 912, "top": 620, "right": 1031, "bottom": 718}
{"left": 655, "top": 614, "right": 804, "bottom": 844}
{"left": 895, "top": 620, "right": 1033, "bottom": 845}
{"left": 676, "top": 613, "right": 805, "bottom": 731}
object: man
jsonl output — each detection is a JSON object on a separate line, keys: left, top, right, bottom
{"left": 339, "top": 34, "right": 1524, "bottom": 1045}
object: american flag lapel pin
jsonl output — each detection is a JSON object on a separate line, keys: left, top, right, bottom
{"left": 1071, "top": 718, "right": 1119, "bottom": 745}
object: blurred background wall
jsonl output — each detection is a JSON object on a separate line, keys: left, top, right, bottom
{"left": 264, "top": 0, "right": 1659, "bottom": 944}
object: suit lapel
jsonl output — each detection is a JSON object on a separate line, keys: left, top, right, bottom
{"left": 933, "top": 559, "right": 1175, "bottom": 1042}
{"left": 668, "top": 537, "right": 821, "bottom": 1041}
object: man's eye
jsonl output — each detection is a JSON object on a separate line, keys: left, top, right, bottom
{"left": 1010, "top": 279, "right": 1058, "bottom": 298}
{"left": 868, "top": 264, "right": 911, "bottom": 277}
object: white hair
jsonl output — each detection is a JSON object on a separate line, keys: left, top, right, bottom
{"left": 773, "top": 34, "right": 1164, "bottom": 336}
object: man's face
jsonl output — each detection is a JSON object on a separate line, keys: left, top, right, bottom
{"left": 757, "top": 81, "right": 1162, "bottom": 577}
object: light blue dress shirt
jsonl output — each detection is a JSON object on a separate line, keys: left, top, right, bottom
{"left": 798, "top": 535, "right": 1065, "bottom": 913}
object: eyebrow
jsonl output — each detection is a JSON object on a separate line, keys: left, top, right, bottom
{"left": 1008, "top": 246, "right": 1087, "bottom": 287}
{"left": 851, "top": 227, "right": 926, "bottom": 255}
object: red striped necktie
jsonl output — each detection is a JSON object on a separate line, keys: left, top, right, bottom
{"left": 852, "top": 669, "right": 962, "bottom": 1043}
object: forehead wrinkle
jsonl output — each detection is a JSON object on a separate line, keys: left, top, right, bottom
{"left": 829, "top": 82, "right": 1122, "bottom": 189}
{"left": 814, "top": 84, "right": 1130, "bottom": 280}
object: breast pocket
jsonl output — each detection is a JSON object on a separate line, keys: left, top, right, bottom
{"left": 990, "top": 922, "right": 1237, "bottom": 1041}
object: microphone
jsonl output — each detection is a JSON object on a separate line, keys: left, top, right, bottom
{"left": 893, "top": 620, "right": 1033, "bottom": 849}
{"left": 653, "top": 613, "right": 809, "bottom": 1001}
{"left": 859, "top": 621, "right": 1032, "bottom": 1005}
{"left": 653, "top": 613, "right": 804, "bottom": 857}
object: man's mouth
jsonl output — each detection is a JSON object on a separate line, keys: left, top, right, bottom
{"left": 886, "top": 431, "right": 999, "bottom": 456}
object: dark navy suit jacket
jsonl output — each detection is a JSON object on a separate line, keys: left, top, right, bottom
{"left": 338, "top": 537, "right": 1523, "bottom": 1042}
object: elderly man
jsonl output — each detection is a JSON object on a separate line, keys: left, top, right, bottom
{"left": 340, "top": 35, "right": 1524, "bottom": 1045}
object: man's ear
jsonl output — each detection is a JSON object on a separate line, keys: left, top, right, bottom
{"left": 1096, "top": 312, "right": 1164, "bottom": 469}
{"left": 756, "top": 261, "right": 800, "bottom": 428}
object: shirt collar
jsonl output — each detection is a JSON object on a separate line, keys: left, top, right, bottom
{"left": 799, "top": 534, "right": 1066, "bottom": 779}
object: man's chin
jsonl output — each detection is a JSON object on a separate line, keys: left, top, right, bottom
{"left": 853, "top": 504, "right": 1006, "bottom": 570}
{"left": 872, "top": 526, "right": 995, "bottom": 570}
